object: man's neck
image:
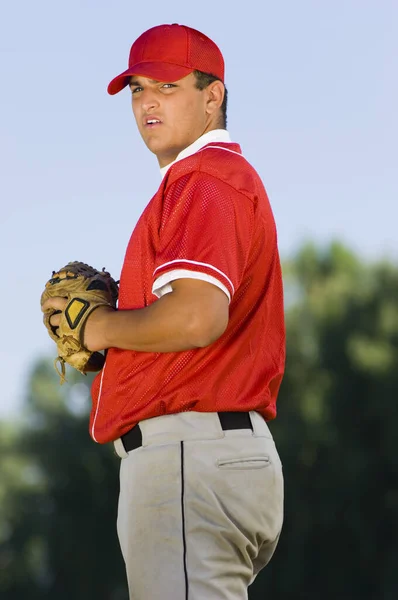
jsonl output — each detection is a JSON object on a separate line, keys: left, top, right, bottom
{"left": 159, "top": 129, "right": 231, "bottom": 179}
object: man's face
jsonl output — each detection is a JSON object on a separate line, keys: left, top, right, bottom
{"left": 129, "top": 73, "right": 211, "bottom": 167}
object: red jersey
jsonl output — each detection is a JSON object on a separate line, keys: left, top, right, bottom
{"left": 90, "top": 138, "right": 285, "bottom": 443}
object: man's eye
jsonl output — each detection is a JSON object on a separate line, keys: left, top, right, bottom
{"left": 131, "top": 87, "right": 142, "bottom": 94}
{"left": 162, "top": 83, "right": 176, "bottom": 89}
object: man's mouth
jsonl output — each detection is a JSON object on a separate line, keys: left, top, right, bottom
{"left": 145, "top": 117, "right": 162, "bottom": 127}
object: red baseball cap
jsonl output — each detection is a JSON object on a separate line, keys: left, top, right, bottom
{"left": 107, "top": 24, "right": 225, "bottom": 95}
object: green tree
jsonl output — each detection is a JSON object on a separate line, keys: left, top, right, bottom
{"left": 0, "top": 361, "right": 127, "bottom": 600}
{"left": 251, "top": 242, "right": 398, "bottom": 599}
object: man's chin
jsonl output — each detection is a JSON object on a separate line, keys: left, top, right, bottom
{"left": 142, "top": 138, "right": 165, "bottom": 156}
{"left": 145, "top": 143, "right": 179, "bottom": 167}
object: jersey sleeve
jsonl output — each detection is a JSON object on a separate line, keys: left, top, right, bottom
{"left": 152, "top": 172, "right": 254, "bottom": 302}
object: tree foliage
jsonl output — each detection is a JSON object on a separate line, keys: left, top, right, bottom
{"left": 0, "top": 364, "right": 127, "bottom": 600}
{"left": 1, "top": 243, "right": 397, "bottom": 599}
{"left": 251, "top": 242, "right": 398, "bottom": 599}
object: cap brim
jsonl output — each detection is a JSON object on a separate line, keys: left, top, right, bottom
{"left": 107, "top": 62, "right": 194, "bottom": 95}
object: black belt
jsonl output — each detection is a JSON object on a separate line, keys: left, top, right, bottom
{"left": 121, "top": 412, "right": 253, "bottom": 453}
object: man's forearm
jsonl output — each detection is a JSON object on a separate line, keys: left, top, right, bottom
{"left": 88, "top": 283, "right": 229, "bottom": 353}
{"left": 101, "top": 295, "right": 201, "bottom": 352}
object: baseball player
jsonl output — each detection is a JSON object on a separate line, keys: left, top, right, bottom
{"left": 43, "top": 23, "right": 285, "bottom": 600}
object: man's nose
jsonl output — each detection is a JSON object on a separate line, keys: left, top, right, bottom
{"left": 141, "top": 89, "right": 159, "bottom": 112}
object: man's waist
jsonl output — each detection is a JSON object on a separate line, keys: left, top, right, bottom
{"left": 122, "top": 411, "right": 252, "bottom": 451}
{"left": 113, "top": 410, "right": 273, "bottom": 458}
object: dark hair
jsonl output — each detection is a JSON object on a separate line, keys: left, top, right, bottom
{"left": 193, "top": 70, "right": 228, "bottom": 128}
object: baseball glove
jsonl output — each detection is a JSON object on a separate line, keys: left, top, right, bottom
{"left": 41, "top": 261, "right": 119, "bottom": 384}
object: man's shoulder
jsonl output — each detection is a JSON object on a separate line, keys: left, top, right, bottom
{"left": 164, "top": 142, "right": 262, "bottom": 195}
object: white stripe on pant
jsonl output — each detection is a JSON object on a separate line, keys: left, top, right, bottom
{"left": 115, "top": 411, "right": 284, "bottom": 600}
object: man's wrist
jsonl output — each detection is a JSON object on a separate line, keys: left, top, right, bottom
{"left": 85, "top": 305, "right": 116, "bottom": 352}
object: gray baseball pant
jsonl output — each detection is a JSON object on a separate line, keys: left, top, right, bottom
{"left": 114, "top": 410, "right": 284, "bottom": 600}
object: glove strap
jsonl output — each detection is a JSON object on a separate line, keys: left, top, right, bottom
{"left": 54, "top": 356, "right": 67, "bottom": 385}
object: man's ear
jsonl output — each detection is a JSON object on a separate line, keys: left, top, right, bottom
{"left": 205, "top": 80, "right": 225, "bottom": 116}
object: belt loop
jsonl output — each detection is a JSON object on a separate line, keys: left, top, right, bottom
{"left": 249, "top": 411, "right": 272, "bottom": 438}
{"left": 114, "top": 438, "right": 129, "bottom": 459}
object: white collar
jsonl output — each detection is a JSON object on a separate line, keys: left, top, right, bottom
{"left": 160, "top": 129, "right": 232, "bottom": 179}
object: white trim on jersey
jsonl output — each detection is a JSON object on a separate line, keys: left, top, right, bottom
{"left": 152, "top": 269, "right": 231, "bottom": 303}
{"left": 91, "top": 361, "right": 106, "bottom": 443}
{"left": 160, "top": 129, "right": 233, "bottom": 178}
{"left": 199, "top": 145, "right": 246, "bottom": 159}
{"left": 154, "top": 259, "right": 235, "bottom": 294}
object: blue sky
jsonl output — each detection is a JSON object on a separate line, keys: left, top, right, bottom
{"left": 0, "top": 0, "right": 397, "bottom": 417}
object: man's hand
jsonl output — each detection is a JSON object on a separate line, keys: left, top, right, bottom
{"left": 41, "top": 297, "right": 113, "bottom": 352}
{"left": 41, "top": 296, "right": 67, "bottom": 329}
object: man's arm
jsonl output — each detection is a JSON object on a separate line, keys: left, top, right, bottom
{"left": 43, "top": 278, "right": 229, "bottom": 353}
